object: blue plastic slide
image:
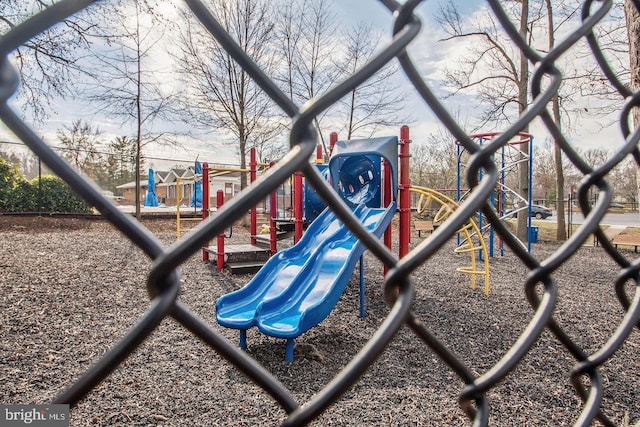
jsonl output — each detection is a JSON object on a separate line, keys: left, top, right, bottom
{"left": 216, "top": 204, "right": 368, "bottom": 330}
{"left": 216, "top": 202, "right": 396, "bottom": 352}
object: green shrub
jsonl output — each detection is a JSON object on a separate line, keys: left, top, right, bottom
{"left": 0, "top": 159, "right": 26, "bottom": 212}
{"left": 0, "top": 159, "right": 92, "bottom": 213}
{"left": 30, "top": 176, "right": 92, "bottom": 213}
{"left": 12, "top": 180, "right": 37, "bottom": 212}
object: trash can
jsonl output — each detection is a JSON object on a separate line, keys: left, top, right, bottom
{"left": 528, "top": 226, "right": 539, "bottom": 243}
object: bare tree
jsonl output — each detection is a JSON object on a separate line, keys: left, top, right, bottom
{"left": 577, "top": 146, "right": 610, "bottom": 205}
{"left": 107, "top": 136, "right": 138, "bottom": 187}
{"left": 409, "top": 142, "right": 432, "bottom": 188}
{"left": 410, "top": 140, "right": 458, "bottom": 191}
{"left": 626, "top": 1, "right": 640, "bottom": 122}
{"left": 515, "top": 0, "right": 531, "bottom": 241}
{"left": 252, "top": 133, "right": 288, "bottom": 165}
{"left": 56, "top": 119, "right": 102, "bottom": 178}
{"left": 533, "top": 140, "right": 582, "bottom": 206}
{"left": 175, "top": 0, "right": 278, "bottom": 189}
{"left": 0, "top": 0, "right": 98, "bottom": 121}
{"left": 83, "top": 0, "right": 176, "bottom": 217}
{"left": 544, "top": 0, "right": 568, "bottom": 240}
{"left": 438, "top": 0, "right": 533, "bottom": 240}
{"left": 532, "top": 142, "right": 557, "bottom": 200}
{"left": 581, "top": 147, "right": 609, "bottom": 169}
{"left": 274, "top": 0, "right": 340, "bottom": 157}
{"left": 611, "top": 156, "right": 638, "bottom": 207}
{"left": 337, "top": 24, "right": 408, "bottom": 140}
{"left": 576, "top": 1, "right": 631, "bottom": 115}
{"left": 418, "top": 131, "right": 460, "bottom": 190}
{"left": 624, "top": 0, "right": 640, "bottom": 210}
{"left": 438, "top": 3, "right": 522, "bottom": 126}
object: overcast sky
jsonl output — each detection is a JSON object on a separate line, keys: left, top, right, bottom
{"left": 0, "top": 0, "right": 629, "bottom": 169}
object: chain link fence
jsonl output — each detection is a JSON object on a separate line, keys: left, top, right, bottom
{"left": 1, "top": 0, "right": 640, "bottom": 425}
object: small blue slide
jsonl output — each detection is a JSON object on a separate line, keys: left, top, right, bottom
{"left": 216, "top": 202, "right": 396, "bottom": 359}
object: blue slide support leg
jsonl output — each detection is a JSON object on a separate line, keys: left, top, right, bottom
{"left": 285, "top": 339, "right": 295, "bottom": 362}
{"left": 359, "top": 256, "right": 365, "bottom": 318}
{"left": 239, "top": 330, "right": 247, "bottom": 350}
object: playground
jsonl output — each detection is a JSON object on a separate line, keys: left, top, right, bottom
{"left": 4, "top": 0, "right": 640, "bottom": 423}
{"left": 1, "top": 215, "right": 639, "bottom": 426}
{"left": 2, "top": 129, "right": 640, "bottom": 426}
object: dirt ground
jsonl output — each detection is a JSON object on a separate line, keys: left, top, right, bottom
{"left": 1, "top": 214, "right": 639, "bottom": 426}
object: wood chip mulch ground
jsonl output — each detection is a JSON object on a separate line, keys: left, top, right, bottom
{"left": 1, "top": 215, "right": 639, "bottom": 426}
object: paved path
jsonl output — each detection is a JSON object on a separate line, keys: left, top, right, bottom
{"left": 560, "top": 212, "right": 640, "bottom": 227}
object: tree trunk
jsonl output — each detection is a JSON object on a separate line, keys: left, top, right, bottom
{"left": 552, "top": 100, "right": 566, "bottom": 240}
{"left": 135, "top": 139, "right": 141, "bottom": 219}
{"left": 625, "top": 0, "right": 640, "bottom": 212}
{"left": 134, "top": 6, "right": 142, "bottom": 220}
{"left": 546, "top": 0, "right": 566, "bottom": 240}
{"left": 239, "top": 128, "right": 247, "bottom": 190}
{"left": 516, "top": 0, "right": 530, "bottom": 242}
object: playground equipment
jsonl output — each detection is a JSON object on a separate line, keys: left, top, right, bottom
{"left": 201, "top": 151, "right": 276, "bottom": 273}
{"left": 172, "top": 154, "right": 277, "bottom": 267}
{"left": 191, "top": 161, "right": 203, "bottom": 208}
{"left": 176, "top": 176, "right": 202, "bottom": 239}
{"left": 214, "top": 126, "right": 494, "bottom": 360}
{"left": 303, "top": 142, "right": 333, "bottom": 224}
{"left": 410, "top": 185, "right": 490, "bottom": 294}
{"left": 205, "top": 143, "right": 336, "bottom": 273}
{"left": 175, "top": 162, "right": 207, "bottom": 239}
{"left": 457, "top": 132, "right": 534, "bottom": 254}
{"left": 143, "top": 168, "right": 158, "bottom": 207}
{"left": 216, "top": 135, "right": 399, "bottom": 361}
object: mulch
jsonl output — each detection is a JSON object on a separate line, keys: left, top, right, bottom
{"left": 1, "top": 215, "right": 639, "bottom": 426}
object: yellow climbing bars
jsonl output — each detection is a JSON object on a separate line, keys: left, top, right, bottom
{"left": 410, "top": 186, "right": 490, "bottom": 295}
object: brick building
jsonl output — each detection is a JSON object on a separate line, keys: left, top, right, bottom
{"left": 117, "top": 166, "right": 241, "bottom": 206}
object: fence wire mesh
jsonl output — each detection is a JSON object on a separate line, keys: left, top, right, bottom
{"left": 1, "top": 0, "right": 640, "bottom": 425}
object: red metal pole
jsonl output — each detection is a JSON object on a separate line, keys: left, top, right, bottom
{"left": 202, "top": 162, "right": 210, "bottom": 261}
{"left": 329, "top": 132, "right": 338, "bottom": 156}
{"left": 316, "top": 144, "right": 324, "bottom": 164}
{"left": 269, "top": 161, "right": 277, "bottom": 255}
{"left": 293, "top": 170, "right": 303, "bottom": 244}
{"left": 250, "top": 148, "right": 257, "bottom": 246}
{"left": 383, "top": 158, "right": 392, "bottom": 276}
{"left": 216, "top": 190, "right": 225, "bottom": 270}
{"left": 399, "top": 125, "right": 411, "bottom": 259}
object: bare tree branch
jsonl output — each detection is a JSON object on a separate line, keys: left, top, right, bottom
{"left": 173, "top": 0, "right": 279, "bottom": 187}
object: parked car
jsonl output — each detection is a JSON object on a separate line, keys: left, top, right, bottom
{"left": 531, "top": 205, "right": 553, "bottom": 219}
{"left": 506, "top": 205, "right": 553, "bottom": 219}
{"left": 609, "top": 202, "right": 624, "bottom": 209}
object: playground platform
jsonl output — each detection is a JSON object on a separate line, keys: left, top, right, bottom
{"left": 116, "top": 205, "right": 200, "bottom": 216}
{"left": 204, "top": 244, "right": 270, "bottom": 275}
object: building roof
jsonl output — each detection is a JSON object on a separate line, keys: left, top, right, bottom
{"left": 116, "top": 168, "right": 239, "bottom": 189}
{"left": 156, "top": 171, "right": 171, "bottom": 182}
{"left": 117, "top": 181, "right": 146, "bottom": 190}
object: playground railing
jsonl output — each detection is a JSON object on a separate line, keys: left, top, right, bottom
{"left": 1, "top": 1, "right": 639, "bottom": 425}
